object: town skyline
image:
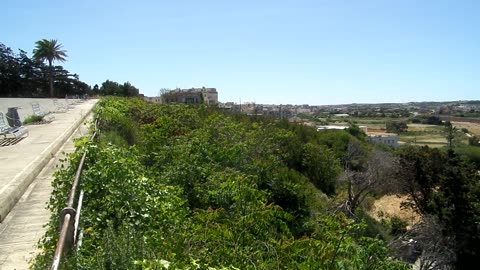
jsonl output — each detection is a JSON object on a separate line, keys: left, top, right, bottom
{"left": 148, "top": 87, "right": 479, "bottom": 107}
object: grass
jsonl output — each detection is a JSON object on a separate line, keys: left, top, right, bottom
{"left": 368, "top": 194, "right": 420, "bottom": 229}
{"left": 350, "top": 118, "right": 388, "bottom": 124}
{"left": 22, "top": 115, "right": 44, "bottom": 125}
{"left": 407, "top": 123, "right": 444, "bottom": 132}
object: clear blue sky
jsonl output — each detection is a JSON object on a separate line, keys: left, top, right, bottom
{"left": 2, "top": 0, "right": 479, "bottom": 105}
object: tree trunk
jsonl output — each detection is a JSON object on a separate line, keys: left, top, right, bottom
{"left": 48, "top": 59, "right": 54, "bottom": 97}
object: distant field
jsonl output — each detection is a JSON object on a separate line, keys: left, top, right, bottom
{"left": 399, "top": 136, "right": 447, "bottom": 148}
{"left": 407, "top": 123, "right": 444, "bottom": 132}
{"left": 315, "top": 117, "right": 478, "bottom": 147}
{"left": 452, "top": 121, "right": 480, "bottom": 137}
{"left": 350, "top": 118, "right": 388, "bottom": 124}
{"left": 399, "top": 123, "right": 475, "bottom": 147}
{"left": 334, "top": 118, "right": 389, "bottom": 132}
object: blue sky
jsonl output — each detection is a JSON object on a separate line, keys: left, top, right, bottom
{"left": 2, "top": 0, "right": 479, "bottom": 105}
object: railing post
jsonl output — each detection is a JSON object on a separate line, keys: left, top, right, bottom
{"left": 59, "top": 207, "right": 76, "bottom": 250}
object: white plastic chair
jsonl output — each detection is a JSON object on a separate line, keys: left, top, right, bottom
{"left": 53, "top": 99, "right": 68, "bottom": 113}
{"left": 0, "top": 112, "right": 28, "bottom": 139}
{"left": 31, "top": 103, "right": 55, "bottom": 121}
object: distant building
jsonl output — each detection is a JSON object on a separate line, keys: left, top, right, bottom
{"left": 144, "top": 96, "right": 162, "bottom": 103}
{"left": 367, "top": 133, "right": 399, "bottom": 147}
{"left": 317, "top": 125, "right": 368, "bottom": 132}
{"left": 317, "top": 125, "right": 349, "bottom": 131}
{"left": 153, "top": 87, "right": 218, "bottom": 105}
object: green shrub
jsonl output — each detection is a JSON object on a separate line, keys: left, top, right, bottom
{"left": 455, "top": 144, "right": 480, "bottom": 167}
{"left": 32, "top": 97, "right": 409, "bottom": 269}
{"left": 356, "top": 209, "right": 392, "bottom": 241}
{"left": 22, "top": 114, "right": 43, "bottom": 124}
{"left": 468, "top": 136, "right": 479, "bottom": 146}
{"left": 390, "top": 216, "right": 408, "bottom": 236}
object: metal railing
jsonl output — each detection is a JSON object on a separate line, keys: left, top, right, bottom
{"left": 50, "top": 117, "right": 99, "bottom": 270}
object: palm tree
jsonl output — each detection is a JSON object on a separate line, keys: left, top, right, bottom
{"left": 33, "top": 39, "right": 67, "bottom": 97}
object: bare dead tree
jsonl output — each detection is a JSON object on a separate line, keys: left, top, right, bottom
{"left": 390, "top": 216, "right": 455, "bottom": 269}
{"left": 158, "top": 88, "right": 172, "bottom": 103}
{"left": 339, "top": 141, "right": 399, "bottom": 217}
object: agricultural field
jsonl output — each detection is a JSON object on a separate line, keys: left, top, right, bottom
{"left": 329, "top": 117, "right": 476, "bottom": 148}
{"left": 452, "top": 121, "right": 480, "bottom": 137}
{"left": 329, "top": 117, "right": 390, "bottom": 132}
{"left": 325, "top": 117, "right": 448, "bottom": 147}
{"left": 351, "top": 119, "right": 387, "bottom": 132}
{"left": 399, "top": 124, "right": 447, "bottom": 147}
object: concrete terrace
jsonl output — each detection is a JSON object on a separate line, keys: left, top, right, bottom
{"left": 0, "top": 98, "right": 98, "bottom": 269}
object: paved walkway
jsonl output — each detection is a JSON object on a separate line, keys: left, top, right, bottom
{"left": 0, "top": 99, "right": 97, "bottom": 269}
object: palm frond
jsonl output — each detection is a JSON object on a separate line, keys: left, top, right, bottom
{"left": 33, "top": 39, "right": 68, "bottom": 63}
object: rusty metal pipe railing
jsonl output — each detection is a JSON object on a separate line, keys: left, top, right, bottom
{"left": 67, "top": 154, "right": 87, "bottom": 208}
{"left": 50, "top": 117, "right": 99, "bottom": 270}
{"left": 50, "top": 214, "right": 72, "bottom": 270}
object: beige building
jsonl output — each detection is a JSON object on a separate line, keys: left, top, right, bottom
{"left": 161, "top": 87, "right": 218, "bottom": 105}
{"left": 367, "top": 133, "right": 399, "bottom": 147}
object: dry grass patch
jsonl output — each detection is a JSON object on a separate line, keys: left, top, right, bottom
{"left": 369, "top": 194, "right": 420, "bottom": 229}
{"left": 452, "top": 121, "right": 480, "bottom": 137}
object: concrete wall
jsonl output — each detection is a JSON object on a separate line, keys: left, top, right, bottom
{"left": 0, "top": 98, "right": 78, "bottom": 122}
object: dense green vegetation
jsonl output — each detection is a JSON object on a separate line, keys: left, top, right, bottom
{"left": 0, "top": 41, "right": 140, "bottom": 98}
{"left": 33, "top": 97, "right": 408, "bottom": 269}
{"left": 0, "top": 41, "right": 90, "bottom": 97}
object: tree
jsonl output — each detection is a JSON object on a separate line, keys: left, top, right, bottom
{"left": 99, "top": 80, "right": 139, "bottom": 96}
{"left": 444, "top": 121, "right": 458, "bottom": 150}
{"left": 302, "top": 143, "right": 341, "bottom": 195}
{"left": 121, "top": 81, "right": 139, "bottom": 96}
{"left": 386, "top": 121, "right": 408, "bottom": 134}
{"left": 425, "top": 116, "right": 443, "bottom": 125}
{"left": 396, "top": 146, "right": 480, "bottom": 268}
{"left": 159, "top": 88, "right": 172, "bottom": 103}
{"left": 99, "top": 80, "right": 120, "bottom": 95}
{"left": 33, "top": 39, "right": 67, "bottom": 97}
{"left": 0, "top": 43, "right": 21, "bottom": 96}
{"left": 1, "top": 41, "right": 86, "bottom": 97}
{"left": 347, "top": 123, "right": 366, "bottom": 140}
{"left": 340, "top": 142, "right": 398, "bottom": 216}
